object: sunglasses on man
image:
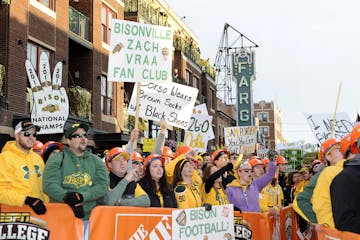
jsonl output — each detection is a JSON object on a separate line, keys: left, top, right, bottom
{"left": 22, "top": 131, "right": 37, "bottom": 138}
{"left": 70, "top": 133, "right": 88, "bottom": 139}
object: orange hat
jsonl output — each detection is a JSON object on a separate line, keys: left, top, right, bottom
{"left": 340, "top": 133, "right": 352, "bottom": 158}
{"left": 350, "top": 123, "right": 360, "bottom": 154}
{"left": 211, "top": 149, "right": 230, "bottom": 163}
{"left": 106, "top": 147, "right": 130, "bottom": 168}
{"left": 175, "top": 145, "right": 193, "bottom": 157}
{"left": 162, "top": 146, "right": 174, "bottom": 158}
{"left": 132, "top": 151, "right": 144, "bottom": 162}
{"left": 261, "top": 157, "right": 270, "bottom": 167}
{"left": 249, "top": 156, "right": 263, "bottom": 167}
{"left": 276, "top": 155, "right": 287, "bottom": 165}
{"left": 33, "top": 140, "right": 43, "bottom": 152}
{"left": 320, "top": 138, "right": 340, "bottom": 160}
{"left": 41, "top": 141, "right": 62, "bottom": 162}
{"left": 143, "top": 154, "right": 165, "bottom": 170}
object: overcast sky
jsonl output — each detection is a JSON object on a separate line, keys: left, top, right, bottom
{"left": 166, "top": 0, "right": 360, "bottom": 143}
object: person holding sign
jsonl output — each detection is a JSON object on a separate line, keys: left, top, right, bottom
{"left": 226, "top": 150, "right": 277, "bottom": 212}
{"left": 139, "top": 154, "right": 177, "bottom": 208}
{"left": 330, "top": 124, "right": 360, "bottom": 234}
{"left": 211, "top": 149, "right": 236, "bottom": 189}
{"left": 173, "top": 157, "right": 203, "bottom": 209}
{"left": 312, "top": 138, "right": 345, "bottom": 228}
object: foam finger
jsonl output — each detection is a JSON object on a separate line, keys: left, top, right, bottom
{"left": 25, "top": 60, "right": 42, "bottom": 93}
{"left": 52, "top": 62, "right": 63, "bottom": 90}
{"left": 39, "top": 52, "right": 52, "bottom": 91}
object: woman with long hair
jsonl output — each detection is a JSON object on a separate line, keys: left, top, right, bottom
{"left": 202, "top": 163, "right": 232, "bottom": 206}
{"left": 173, "top": 157, "right": 202, "bottom": 209}
{"left": 139, "top": 154, "right": 177, "bottom": 208}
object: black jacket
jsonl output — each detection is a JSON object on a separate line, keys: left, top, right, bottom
{"left": 330, "top": 155, "right": 360, "bottom": 234}
{"left": 139, "top": 181, "right": 177, "bottom": 208}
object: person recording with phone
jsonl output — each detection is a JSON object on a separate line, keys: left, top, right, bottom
{"left": 103, "top": 147, "right": 150, "bottom": 207}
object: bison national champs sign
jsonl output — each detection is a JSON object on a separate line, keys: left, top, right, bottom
{"left": 108, "top": 19, "right": 174, "bottom": 83}
{"left": 25, "top": 52, "right": 69, "bottom": 134}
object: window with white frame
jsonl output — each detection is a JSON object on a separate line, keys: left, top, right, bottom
{"left": 260, "top": 126, "right": 270, "bottom": 137}
{"left": 101, "top": 75, "right": 114, "bottom": 115}
{"left": 36, "top": 0, "right": 56, "bottom": 10}
{"left": 257, "top": 112, "right": 269, "bottom": 122}
{"left": 101, "top": 5, "right": 116, "bottom": 44}
{"left": 27, "top": 42, "right": 51, "bottom": 74}
{"left": 193, "top": 75, "right": 199, "bottom": 88}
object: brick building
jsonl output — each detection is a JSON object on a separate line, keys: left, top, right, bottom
{"left": 0, "top": 0, "right": 234, "bottom": 151}
{"left": 254, "top": 100, "right": 286, "bottom": 149}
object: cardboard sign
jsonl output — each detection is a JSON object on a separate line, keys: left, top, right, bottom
{"left": 108, "top": 19, "right": 174, "bottom": 82}
{"left": 25, "top": 52, "right": 69, "bottom": 134}
{"left": 184, "top": 114, "right": 213, "bottom": 153}
{"left": 224, "top": 126, "right": 258, "bottom": 154}
{"left": 128, "top": 82, "right": 198, "bottom": 129}
{"left": 305, "top": 112, "right": 354, "bottom": 144}
{"left": 142, "top": 138, "right": 156, "bottom": 153}
{"left": 172, "top": 205, "right": 234, "bottom": 240}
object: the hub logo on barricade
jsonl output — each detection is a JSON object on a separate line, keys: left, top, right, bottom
{"left": 285, "top": 211, "right": 292, "bottom": 240}
{"left": 234, "top": 216, "right": 252, "bottom": 240}
{"left": 0, "top": 212, "right": 50, "bottom": 240}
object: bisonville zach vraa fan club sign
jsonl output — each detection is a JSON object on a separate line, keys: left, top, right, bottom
{"left": 25, "top": 52, "right": 69, "bottom": 134}
{"left": 108, "top": 19, "right": 174, "bottom": 82}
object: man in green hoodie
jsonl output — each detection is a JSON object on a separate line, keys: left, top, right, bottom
{"left": 43, "top": 122, "right": 109, "bottom": 239}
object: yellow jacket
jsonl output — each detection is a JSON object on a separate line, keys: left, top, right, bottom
{"left": 0, "top": 141, "right": 48, "bottom": 206}
{"left": 312, "top": 159, "right": 345, "bottom": 227}
{"left": 174, "top": 181, "right": 202, "bottom": 209}
{"left": 165, "top": 154, "right": 202, "bottom": 186}
{"left": 295, "top": 180, "right": 309, "bottom": 196}
{"left": 201, "top": 185, "right": 229, "bottom": 206}
{"left": 259, "top": 183, "right": 284, "bottom": 212}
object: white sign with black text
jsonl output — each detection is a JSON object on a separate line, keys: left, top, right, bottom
{"left": 224, "top": 126, "right": 258, "bottom": 154}
{"left": 305, "top": 112, "right": 354, "bottom": 144}
{"left": 128, "top": 82, "right": 198, "bottom": 129}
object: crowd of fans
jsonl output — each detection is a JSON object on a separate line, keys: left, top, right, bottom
{"left": 1, "top": 118, "right": 360, "bottom": 239}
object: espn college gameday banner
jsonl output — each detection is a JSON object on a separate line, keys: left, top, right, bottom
{"left": 0, "top": 203, "right": 83, "bottom": 240}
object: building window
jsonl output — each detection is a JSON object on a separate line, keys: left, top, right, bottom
{"left": 101, "top": 75, "right": 114, "bottom": 115}
{"left": 257, "top": 112, "right": 269, "bottom": 122}
{"left": 193, "top": 75, "right": 199, "bottom": 88}
{"left": 102, "top": 5, "right": 116, "bottom": 44}
{"left": 209, "top": 88, "right": 216, "bottom": 110}
{"left": 185, "top": 70, "right": 191, "bottom": 85}
{"left": 260, "top": 126, "right": 270, "bottom": 137}
{"left": 27, "top": 42, "right": 52, "bottom": 74}
{"left": 37, "top": 0, "right": 56, "bottom": 10}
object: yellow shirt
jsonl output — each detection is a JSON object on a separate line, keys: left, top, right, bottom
{"left": 174, "top": 181, "right": 202, "bottom": 209}
{"left": 202, "top": 185, "right": 229, "bottom": 206}
{"left": 259, "top": 183, "right": 284, "bottom": 212}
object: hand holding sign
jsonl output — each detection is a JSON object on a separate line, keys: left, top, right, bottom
{"left": 25, "top": 52, "right": 69, "bottom": 134}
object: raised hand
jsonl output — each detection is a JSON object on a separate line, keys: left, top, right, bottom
{"left": 267, "top": 149, "right": 279, "bottom": 162}
{"left": 25, "top": 52, "right": 69, "bottom": 134}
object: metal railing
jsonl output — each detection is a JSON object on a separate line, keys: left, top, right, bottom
{"left": 124, "top": 0, "right": 168, "bottom": 26}
{"left": 69, "top": 6, "right": 90, "bottom": 41}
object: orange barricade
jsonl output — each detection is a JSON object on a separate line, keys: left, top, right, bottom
{"left": 89, "top": 206, "right": 172, "bottom": 240}
{"left": 0, "top": 203, "right": 83, "bottom": 240}
{"left": 316, "top": 225, "right": 360, "bottom": 240}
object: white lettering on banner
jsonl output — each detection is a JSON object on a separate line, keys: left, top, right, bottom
{"left": 128, "top": 82, "right": 198, "bottom": 129}
{"left": 128, "top": 216, "right": 171, "bottom": 240}
{"left": 305, "top": 112, "right": 354, "bottom": 144}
